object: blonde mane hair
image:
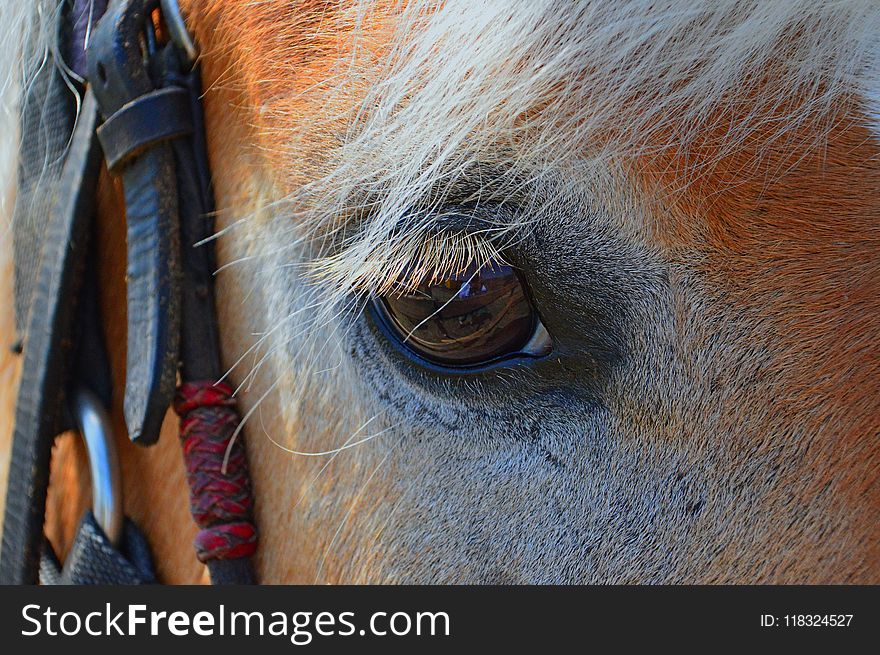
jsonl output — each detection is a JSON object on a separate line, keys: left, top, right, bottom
{"left": 3, "top": 1, "right": 879, "bottom": 289}
{"left": 267, "top": 0, "right": 880, "bottom": 301}
{"left": 0, "top": 1, "right": 55, "bottom": 228}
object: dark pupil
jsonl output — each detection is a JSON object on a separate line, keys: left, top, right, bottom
{"left": 377, "top": 263, "right": 536, "bottom": 367}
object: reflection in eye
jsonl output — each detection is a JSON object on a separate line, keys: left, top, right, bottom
{"left": 372, "top": 262, "right": 552, "bottom": 368}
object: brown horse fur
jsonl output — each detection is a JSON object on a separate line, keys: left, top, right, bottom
{"left": 1, "top": 1, "right": 879, "bottom": 583}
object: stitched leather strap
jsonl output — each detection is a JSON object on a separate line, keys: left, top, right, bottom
{"left": 0, "top": 93, "right": 103, "bottom": 585}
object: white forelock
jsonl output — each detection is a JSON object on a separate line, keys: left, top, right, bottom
{"left": 282, "top": 0, "right": 880, "bottom": 300}
{"left": 3, "top": 1, "right": 879, "bottom": 289}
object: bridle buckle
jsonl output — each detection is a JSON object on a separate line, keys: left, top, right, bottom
{"left": 158, "top": 0, "right": 198, "bottom": 66}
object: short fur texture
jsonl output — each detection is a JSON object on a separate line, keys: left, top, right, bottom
{"left": 1, "top": 0, "right": 879, "bottom": 583}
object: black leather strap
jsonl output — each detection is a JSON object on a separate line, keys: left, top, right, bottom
{"left": 0, "top": 93, "right": 103, "bottom": 585}
{"left": 97, "top": 87, "right": 193, "bottom": 171}
{"left": 88, "top": 0, "right": 182, "bottom": 445}
{"left": 4, "top": 0, "right": 256, "bottom": 586}
{"left": 153, "top": 40, "right": 258, "bottom": 587}
{"left": 87, "top": 1, "right": 257, "bottom": 583}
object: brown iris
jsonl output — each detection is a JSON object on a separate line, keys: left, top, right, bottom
{"left": 374, "top": 263, "right": 547, "bottom": 367}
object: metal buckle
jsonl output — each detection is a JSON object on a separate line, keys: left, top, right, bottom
{"left": 159, "top": 0, "right": 198, "bottom": 66}
{"left": 71, "top": 389, "right": 123, "bottom": 546}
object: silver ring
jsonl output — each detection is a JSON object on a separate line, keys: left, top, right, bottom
{"left": 160, "top": 0, "right": 199, "bottom": 66}
{"left": 71, "top": 388, "right": 124, "bottom": 546}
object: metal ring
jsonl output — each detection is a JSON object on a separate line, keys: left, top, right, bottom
{"left": 160, "top": 0, "right": 199, "bottom": 66}
{"left": 71, "top": 388, "right": 124, "bottom": 546}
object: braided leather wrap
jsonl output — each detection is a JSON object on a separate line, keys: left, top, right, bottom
{"left": 173, "top": 381, "right": 257, "bottom": 562}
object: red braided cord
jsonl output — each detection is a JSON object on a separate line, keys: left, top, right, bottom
{"left": 173, "top": 381, "right": 257, "bottom": 562}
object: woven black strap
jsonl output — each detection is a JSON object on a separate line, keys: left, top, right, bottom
{"left": 40, "top": 512, "right": 156, "bottom": 585}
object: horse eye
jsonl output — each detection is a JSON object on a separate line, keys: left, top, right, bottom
{"left": 372, "top": 263, "right": 552, "bottom": 368}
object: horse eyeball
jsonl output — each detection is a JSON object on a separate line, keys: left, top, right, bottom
{"left": 372, "top": 262, "right": 551, "bottom": 369}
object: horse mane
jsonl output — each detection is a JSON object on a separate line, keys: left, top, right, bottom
{"left": 259, "top": 0, "right": 880, "bottom": 302}
{"left": 1, "top": 1, "right": 59, "bottom": 228}
{"left": 3, "top": 1, "right": 879, "bottom": 301}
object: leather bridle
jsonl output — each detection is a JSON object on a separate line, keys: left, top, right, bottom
{"left": 0, "top": 0, "right": 258, "bottom": 584}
